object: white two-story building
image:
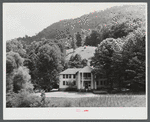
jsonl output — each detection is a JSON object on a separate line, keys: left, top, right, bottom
{"left": 59, "top": 66, "right": 107, "bottom": 90}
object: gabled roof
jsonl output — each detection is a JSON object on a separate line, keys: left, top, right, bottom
{"left": 79, "top": 66, "right": 93, "bottom": 73}
{"left": 60, "top": 65, "right": 94, "bottom": 75}
{"left": 60, "top": 68, "right": 82, "bottom": 75}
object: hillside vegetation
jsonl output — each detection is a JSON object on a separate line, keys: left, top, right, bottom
{"left": 66, "top": 46, "right": 96, "bottom": 61}
{"left": 16, "top": 5, "right": 145, "bottom": 46}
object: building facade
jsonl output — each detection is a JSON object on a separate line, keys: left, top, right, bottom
{"left": 59, "top": 66, "right": 107, "bottom": 90}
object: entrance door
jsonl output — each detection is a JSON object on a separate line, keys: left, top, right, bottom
{"left": 85, "top": 82, "right": 88, "bottom": 89}
{"left": 84, "top": 81, "right": 91, "bottom": 89}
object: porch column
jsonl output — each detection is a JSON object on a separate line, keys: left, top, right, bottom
{"left": 82, "top": 72, "right": 84, "bottom": 89}
{"left": 95, "top": 81, "right": 97, "bottom": 89}
{"left": 78, "top": 72, "right": 80, "bottom": 89}
{"left": 91, "top": 73, "right": 93, "bottom": 89}
{"left": 93, "top": 75, "right": 95, "bottom": 89}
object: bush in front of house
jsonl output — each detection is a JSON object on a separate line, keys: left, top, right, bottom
{"left": 93, "top": 90, "right": 108, "bottom": 94}
{"left": 78, "top": 89, "right": 86, "bottom": 92}
{"left": 65, "top": 87, "right": 77, "bottom": 91}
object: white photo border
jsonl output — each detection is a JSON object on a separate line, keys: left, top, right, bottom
{"left": 3, "top": 2, "right": 148, "bottom": 120}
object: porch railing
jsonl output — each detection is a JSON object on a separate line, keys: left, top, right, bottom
{"left": 80, "top": 77, "right": 91, "bottom": 80}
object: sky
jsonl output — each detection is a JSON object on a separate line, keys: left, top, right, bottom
{"left": 3, "top": 3, "right": 144, "bottom": 41}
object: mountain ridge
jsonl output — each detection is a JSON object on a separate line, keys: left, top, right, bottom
{"left": 16, "top": 5, "right": 145, "bottom": 45}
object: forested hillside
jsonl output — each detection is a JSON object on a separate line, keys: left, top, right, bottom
{"left": 16, "top": 5, "right": 145, "bottom": 46}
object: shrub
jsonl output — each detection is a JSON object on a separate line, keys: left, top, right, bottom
{"left": 6, "top": 73, "right": 14, "bottom": 93}
{"left": 93, "top": 90, "right": 108, "bottom": 94}
{"left": 6, "top": 92, "right": 16, "bottom": 107}
{"left": 13, "top": 66, "right": 33, "bottom": 93}
{"left": 7, "top": 90, "right": 41, "bottom": 107}
{"left": 78, "top": 89, "right": 86, "bottom": 92}
{"left": 6, "top": 89, "right": 55, "bottom": 107}
{"left": 130, "top": 82, "right": 145, "bottom": 93}
{"left": 65, "top": 87, "right": 77, "bottom": 91}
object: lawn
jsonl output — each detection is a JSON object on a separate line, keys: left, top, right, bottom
{"left": 66, "top": 46, "right": 96, "bottom": 61}
{"left": 43, "top": 95, "right": 146, "bottom": 107}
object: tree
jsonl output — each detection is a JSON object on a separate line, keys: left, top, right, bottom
{"left": 120, "top": 28, "right": 145, "bottom": 91}
{"left": 91, "top": 27, "right": 145, "bottom": 92}
{"left": 81, "top": 59, "right": 88, "bottom": 67}
{"left": 6, "top": 73, "right": 14, "bottom": 93}
{"left": 68, "top": 54, "right": 82, "bottom": 68}
{"left": 91, "top": 38, "right": 123, "bottom": 89}
{"left": 76, "top": 32, "right": 82, "bottom": 47}
{"left": 74, "top": 54, "right": 82, "bottom": 62}
{"left": 6, "top": 51, "right": 24, "bottom": 73}
{"left": 13, "top": 67, "right": 33, "bottom": 93}
{"left": 85, "top": 30, "right": 101, "bottom": 46}
{"left": 6, "top": 39, "right": 27, "bottom": 58}
{"left": 6, "top": 51, "right": 33, "bottom": 93}
{"left": 70, "top": 36, "right": 77, "bottom": 51}
{"left": 68, "top": 54, "right": 88, "bottom": 68}
{"left": 24, "top": 39, "right": 65, "bottom": 91}
{"left": 36, "top": 44, "right": 63, "bottom": 91}
{"left": 6, "top": 51, "right": 24, "bottom": 93}
{"left": 84, "top": 36, "right": 91, "bottom": 46}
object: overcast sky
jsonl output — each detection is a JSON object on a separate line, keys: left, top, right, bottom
{"left": 3, "top": 3, "right": 144, "bottom": 41}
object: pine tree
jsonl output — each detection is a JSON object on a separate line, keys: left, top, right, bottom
{"left": 76, "top": 32, "right": 82, "bottom": 47}
{"left": 71, "top": 36, "right": 77, "bottom": 52}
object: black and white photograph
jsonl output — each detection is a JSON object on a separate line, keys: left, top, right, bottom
{"left": 3, "top": 2, "right": 147, "bottom": 120}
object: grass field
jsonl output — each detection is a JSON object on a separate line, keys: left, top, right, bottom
{"left": 66, "top": 46, "right": 96, "bottom": 60}
{"left": 43, "top": 95, "right": 146, "bottom": 107}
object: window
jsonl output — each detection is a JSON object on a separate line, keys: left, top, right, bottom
{"left": 103, "top": 81, "right": 104, "bottom": 85}
{"left": 105, "top": 81, "right": 107, "bottom": 85}
{"left": 97, "top": 81, "right": 99, "bottom": 85}
{"left": 69, "top": 74, "right": 71, "bottom": 78}
{"left": 63, "top": 81, "right": 65, "bottom": 85}
{"left": 88, "top": 73, "right": 91, "bottom": 77}
{"left": 100, "top": 81, "right": 102, "bottom": 85}
{"left": 101, "top": 80, "right": 104, "bottom": 85}
{"left": 73, "top": 74, "right": 76, "bottom": 79}
{"left": 73, "top": 81, "right": 76, "bottom": 85}
{"left": 104, "top": 80, "right": 107, "bottom": 85}
{"left": 63, "top": 75, "right": 65, "bottom": 78}
{"left": 66, "top": 81, "right": 68, "bottom": 85}
{"left": 66, "top": 75, "right": 68, "bottom": 78}
{"left": 84, "top": 73, "right": 91, "bottom": 78}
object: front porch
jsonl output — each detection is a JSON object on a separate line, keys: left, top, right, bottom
{"left": 76, "top": 66, "right": 108, "bottom": 90}
{"left": 77, "top": 73, "right": 108, "bottom": 90}
{"left": 77, "top": 72, "right": 96, "bottom": 90}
